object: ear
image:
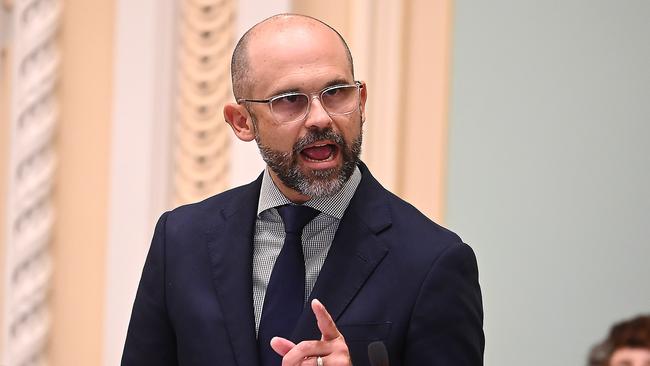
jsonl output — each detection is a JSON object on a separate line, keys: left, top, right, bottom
{"left": 359, "top": 81, "right": 368, "bottom": 124}
{"left": 224, "top": 102, "right": 256, "bottom": 142}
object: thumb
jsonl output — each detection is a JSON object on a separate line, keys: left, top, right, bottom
{"left": 270, "top": 336, "right": 296, "bottom": 356}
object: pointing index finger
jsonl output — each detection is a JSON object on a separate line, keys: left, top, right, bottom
{"left": 311, "top": 299, "right": 341, "bottom": 341}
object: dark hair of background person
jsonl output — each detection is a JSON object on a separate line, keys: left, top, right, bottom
{"left": 588, "top": 315, "right": 650, "bottom": 366}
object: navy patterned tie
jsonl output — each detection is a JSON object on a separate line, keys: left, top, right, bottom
{"left": 258, "top": 204, "right": 320, "bottom": 366}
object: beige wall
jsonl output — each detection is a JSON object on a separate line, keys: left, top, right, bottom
{"left": 50, "top": 0, "right": 114, "bottom": 364}
{"left": 0, "top": 42, "right": 10, "bottom": 361}
{"left": 399, "top": 0, "right": 452, "bottom": 221}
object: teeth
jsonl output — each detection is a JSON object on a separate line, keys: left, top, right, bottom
{"left": 303, "top": 153, "right": 335, "bottom": 163}
{"left": 304, "top": 155, "right": 334, "bottom": 162}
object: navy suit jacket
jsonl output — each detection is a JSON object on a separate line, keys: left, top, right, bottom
{"left": 122, "top": 163, "right": 484, "bottom": 365}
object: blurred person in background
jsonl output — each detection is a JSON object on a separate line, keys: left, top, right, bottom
{"left": 588, "top": 315, "right": 650, "bottom": 366}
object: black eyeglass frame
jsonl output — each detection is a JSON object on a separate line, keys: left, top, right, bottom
{"left": 237, "top": 81, "right": 363, "bottom": 124}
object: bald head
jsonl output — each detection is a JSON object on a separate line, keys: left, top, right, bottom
{"left": 230, "top": 14, "right": 355, "bottom": 100}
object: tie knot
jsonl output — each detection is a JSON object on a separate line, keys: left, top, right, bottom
{"left": 276, "top": 204, "right": 320, "bottom": 234}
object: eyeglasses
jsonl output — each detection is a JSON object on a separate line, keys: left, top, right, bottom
{"left": 237, "top": 81, "right": 363, "bottom": 124}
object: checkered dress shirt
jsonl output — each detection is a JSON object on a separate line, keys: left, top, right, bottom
{"left": 252, "top": 166, "right": 361, "bottom": 334}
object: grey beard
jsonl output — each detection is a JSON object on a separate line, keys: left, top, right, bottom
{"left": 256, "top": 128, "right": 362, "bottom": 198}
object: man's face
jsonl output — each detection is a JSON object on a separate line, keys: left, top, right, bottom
{"left": 609, "top": 348, "right": 650, "bottom": 366}
{"left": 254, "top": 119, "right": 362, "bottom": 199}
{"left": 244, "top": 23, "right": 367, "bottom": 200}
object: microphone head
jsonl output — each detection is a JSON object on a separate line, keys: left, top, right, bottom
{"left": 368, "top": 341, "right": 389, "bottom": 366}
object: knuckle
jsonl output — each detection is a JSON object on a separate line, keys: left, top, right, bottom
{"left": 294, "top": 340, "right": 317, "bottom": 353}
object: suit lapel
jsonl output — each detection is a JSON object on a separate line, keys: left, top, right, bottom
{"left": 205, "top": 176, "right": 262, "bottom": 366}
{"left": 292, "top": 166, "right": 392, "bottom": 341}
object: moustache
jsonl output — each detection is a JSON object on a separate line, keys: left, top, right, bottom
{"left": 292, "top": 129, "right": 346, "bottom": 154}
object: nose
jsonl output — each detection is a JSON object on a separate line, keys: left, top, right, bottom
{"left": 303, "top": 96, "right": 332, "bottom": 129}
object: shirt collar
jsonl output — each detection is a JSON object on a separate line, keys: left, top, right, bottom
{"left": 257, "top": 165, "right": 362, "bottom": 220}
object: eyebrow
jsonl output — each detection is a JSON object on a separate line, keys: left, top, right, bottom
{"left": 268, "top": 78, "right": 353, "bottom": 97}
{"left": 323, "top": 78, "right": 353, "bottom": 89}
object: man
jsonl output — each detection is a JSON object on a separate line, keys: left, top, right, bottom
{"left": 122, "top": 14, "right": 484, "bottom": 366}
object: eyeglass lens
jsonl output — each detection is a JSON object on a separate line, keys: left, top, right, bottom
{"left": 271, "top": 85, "right": 359, "bottom": 123}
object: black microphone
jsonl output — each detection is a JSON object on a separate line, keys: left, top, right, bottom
{"left": 368, "top": 341, "right": 389, "bottom": 366}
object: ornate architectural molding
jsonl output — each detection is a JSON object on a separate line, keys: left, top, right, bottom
{"left": 173, "top": 0, "right": 235, "bottom": 205}
{"left": 2, "top": 0, "right": 60, "bottom": 364}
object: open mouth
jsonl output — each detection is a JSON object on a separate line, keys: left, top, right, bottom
{"left": 300, "top": 143, "right": 338, "bottom": 163}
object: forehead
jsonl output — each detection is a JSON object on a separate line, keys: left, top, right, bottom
{"left": 610, "top": 347, "right": 650, "bottom": 365}
{"left": 245, "top": 20, "right": 353, "bottom": 95}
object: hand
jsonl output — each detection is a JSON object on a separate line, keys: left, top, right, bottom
{"left": 270, "top": 299, "right": 352, "bottom": 366}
